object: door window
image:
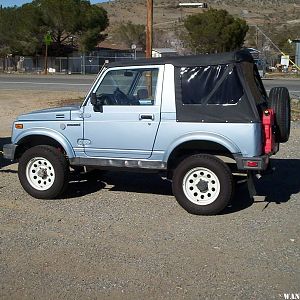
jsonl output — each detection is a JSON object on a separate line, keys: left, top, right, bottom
{"left": 95, "top": 68, "right": 159, "bottom": 106}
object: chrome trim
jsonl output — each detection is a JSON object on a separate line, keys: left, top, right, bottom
{"left": 69, "top": 157, "right": 167, "bottom": 170}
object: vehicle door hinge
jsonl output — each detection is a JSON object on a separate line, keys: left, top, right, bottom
{"left": 79, "top": 113, "right": 91, "bottom": 118}
{"left": 77, "top": 139, "right": 91, "bottom": 146}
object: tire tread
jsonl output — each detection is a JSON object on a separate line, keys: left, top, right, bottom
{"left": 172, "top": 154, "right": 233, "bottom": 215}
{"left": 18, "top": 145, "right": 69, "bottom": 199}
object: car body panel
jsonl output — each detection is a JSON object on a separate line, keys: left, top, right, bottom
{"left": 82, "top": 65, "right": 164, "bottom": 159}
{"left": 12, "top": 106, "right": 84, "bottom": 158}
{"left": 16, "top": 106, "right": 80, "bottom": 121}
{"left": 155, "top": 121, "right": 262, "bottom": 162}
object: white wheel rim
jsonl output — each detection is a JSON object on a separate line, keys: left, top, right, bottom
{"left": 26, "top": 157, "right": 55, "bottom": 191}
{"left": 182, "top": 167, "right": 220, "bottom": 205}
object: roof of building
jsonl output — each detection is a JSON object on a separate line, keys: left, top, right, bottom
{"left": 108, "top": 50, "right": 254, "bottom": 68}
{"left": 152, "top": 48, "right": 178, "bottom": 53}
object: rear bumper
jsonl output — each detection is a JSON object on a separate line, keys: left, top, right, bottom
{"left": 3, "top": 144, "right": 17, "bottom": 160}
{"left": 235, "top": 154, "right": 270, "bottom": 171}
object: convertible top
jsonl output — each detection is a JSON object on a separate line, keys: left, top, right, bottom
{"left": 108, "top": 49, "right": 254, "bottom": 68}
{"left": 104, "top": 49, "right": 266, "bottom": 124}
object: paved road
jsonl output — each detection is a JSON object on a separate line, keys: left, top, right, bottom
{"left": 263, "top": 79, "right": 300, "bottom": 99}
{"left": 0, "top": 74, "right": 299, "bottom": 98}
{"left": 0, "top": 74, "right": 94, "bottom": 93}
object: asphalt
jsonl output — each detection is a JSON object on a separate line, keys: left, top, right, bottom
{"left": 0, "top": 74, "right": 299, "bottom": 98}
{"left": 0, "top": 74, "right": 94, "bottom": 92}
{"left": 263, "top": 78, "right": 300, "bottom": 99}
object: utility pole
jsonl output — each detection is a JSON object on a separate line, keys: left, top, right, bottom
{"left": 146, "top": 0, "right": 153, "bottom": 58}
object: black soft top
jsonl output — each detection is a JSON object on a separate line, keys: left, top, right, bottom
{"left": 108, "top": 49, "right": 254, "bottom": 68}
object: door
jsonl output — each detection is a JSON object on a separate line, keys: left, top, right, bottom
{"left": 83, "top": 65, "right": 164, "bottom": 159}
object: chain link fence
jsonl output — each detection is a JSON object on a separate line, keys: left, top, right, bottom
{"left": 0, "top": 53, "right": 135, "bottom": 74}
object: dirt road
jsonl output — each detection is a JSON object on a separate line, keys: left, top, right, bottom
{"left": 0, "top": 89, "right": 299, "bottom": 299}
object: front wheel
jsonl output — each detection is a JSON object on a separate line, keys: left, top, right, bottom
{"left": 18, "top": 145, "right": 69, "bottom": 199}
{"left": 172, "top": 154, "right": 233, "bottom": 215}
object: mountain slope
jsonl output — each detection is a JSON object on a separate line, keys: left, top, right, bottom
{"left": 96, "top": 0, "right": 300, "bottom": 50}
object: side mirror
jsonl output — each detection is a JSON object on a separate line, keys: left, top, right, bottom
{"left": 124, "top": 71, "right": 133, "bottom": 77}
{"left": 90, "top": 92, "right": 97, "bottom": 106}
{"left": 90, "top": 92, "right": 103, "bottom": 113}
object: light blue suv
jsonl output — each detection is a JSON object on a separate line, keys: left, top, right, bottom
{"left": 3, "top": 50, "right": 291, "bottom": 215}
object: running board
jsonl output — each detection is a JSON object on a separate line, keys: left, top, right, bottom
{"left": 69, "top": 157, "right": 167, "bottom": 170}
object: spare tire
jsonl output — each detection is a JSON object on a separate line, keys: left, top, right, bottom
{"left": 268, "top": 87, "right": 291, "bottom": 143}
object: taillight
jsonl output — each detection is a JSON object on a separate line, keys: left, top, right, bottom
{"left": 262, "top": 108, "right": 275, "bottom": 154}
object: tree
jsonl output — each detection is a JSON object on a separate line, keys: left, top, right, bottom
{"left": 0, "top": 7, "right": 15, "bottom": 57}
{"left": 0, "top": 5, "right": 43, "bottom": 70}
{"left": 0, "top": 0, "right": 109, "bottom": 57}
{"left": 184, "top": 9, "right": 249, "bottom": 54}
{"left": 0, "top": 5, "right": 41, "bottom": 57}
{"left": 114, "top": 22, "right": 146, "bottom": 49}
{"left": 33, "top": 0, "right": 109, "bottom": 55}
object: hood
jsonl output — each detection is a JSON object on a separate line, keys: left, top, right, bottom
{"left": 17, "top": 106, "right": 81, "bottom": 121}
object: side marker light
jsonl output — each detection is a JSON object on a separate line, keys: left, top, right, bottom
{"left": 247, "top": 161, "right": 259, "bottom": 168}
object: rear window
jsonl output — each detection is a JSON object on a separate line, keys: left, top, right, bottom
{"left": 180, "top": 64, "right": 244, "bottom": 105}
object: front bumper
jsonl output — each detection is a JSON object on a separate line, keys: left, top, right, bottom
{"left": 3, "top": 144, "right": 17, "bottom": 160}
{"left": 235, "top": 154, "right": 270, "bottom": 171}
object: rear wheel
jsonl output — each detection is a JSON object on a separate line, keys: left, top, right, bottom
{"left": 268, "top": 87, "right": 291, "bottom": 143}
{"left": 172, "top": 154, "right": 233, "bottom": 215}
{"left": 18, "top": 145, "right": 69, "bottom": 199}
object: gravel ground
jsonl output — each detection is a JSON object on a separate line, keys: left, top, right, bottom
{"left": 0, "top": 94, "right": 299, "bottom": 299}
{"left": 0, "top": 90, "right": 84, "bottom": 137}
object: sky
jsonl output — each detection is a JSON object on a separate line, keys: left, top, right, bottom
{"left": 0, "top": 0, "right": 108, "bottom": 6}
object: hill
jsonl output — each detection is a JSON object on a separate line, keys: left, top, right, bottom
{"left": 96, "top": 0, "right": 300, "bottom": 51}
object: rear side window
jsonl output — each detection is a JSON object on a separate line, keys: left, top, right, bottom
{"left": 180, "top": 65, "right": 244, "bottom": 105}
{"left": 242, "top": 62, "right": 268, "bottom": 105}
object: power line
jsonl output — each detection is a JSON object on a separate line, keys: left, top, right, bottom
{"left": 250, "top": 25, "right": 300, "bottom": 70}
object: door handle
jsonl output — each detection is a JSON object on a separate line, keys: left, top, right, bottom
{"left": 139, "top": 114, "right": 154, "bottom": 121}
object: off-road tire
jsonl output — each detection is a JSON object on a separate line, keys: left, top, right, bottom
{"left": 18, "top": 145, "right": 69, "bottom": 199}
{"left": 268, "top": 87, "right": 291, "bottom": 143}
{"left": 172, "top": 154, "right": 233, "bottom": 215}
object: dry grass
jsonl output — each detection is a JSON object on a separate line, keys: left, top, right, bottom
{"left": 291, "top": 99, "right": 300, "bottom": 121}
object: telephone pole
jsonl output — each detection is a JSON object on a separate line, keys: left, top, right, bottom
{"left": 146, "top": 0, "right": 153, "bottom": 58}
